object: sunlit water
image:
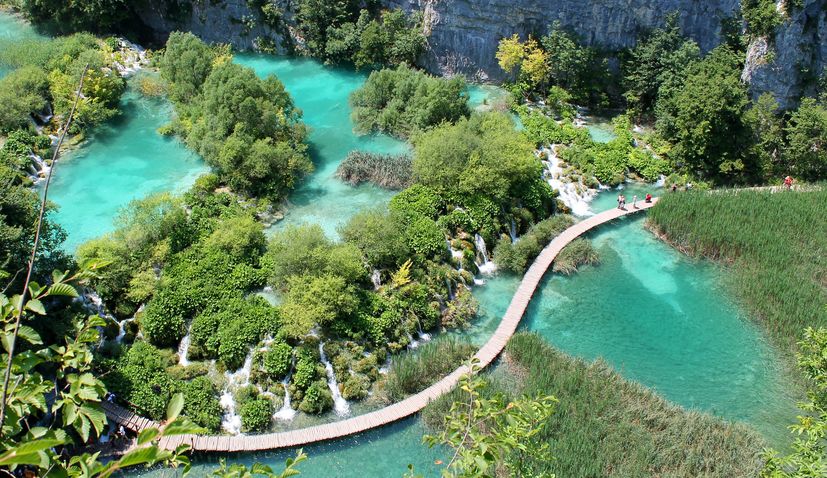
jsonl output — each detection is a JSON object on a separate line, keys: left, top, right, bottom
{"left": 47, "top": 78, "right": 208, "bottom": 252}
{"left": 1, "top": 11, "right": 796, "bottom": 472}
{"left": 0, "top": 11, "right": 42, "bottom": 78}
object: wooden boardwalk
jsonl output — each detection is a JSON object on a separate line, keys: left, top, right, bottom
{"left": 101, "top": 401, "right": 159, "bottom": 434}
{"left": 107, "top": 200, "right": 658, "bottom": 452}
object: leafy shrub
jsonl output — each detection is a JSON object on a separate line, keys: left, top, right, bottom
{"left": 389, "top": 185, "right": 442, "bottom": 221}
{"left": 298, "top": 381, "right": 333, "bottom": 414}
{"left": 552, "top": 238, "right": 599, "bottom": 274}
{"left": 264, "top": 342, "right": 293, "bottom": 379}
{"left": 339, "top": 208, "right": 410, "bottom": 270}
{"left": 240, "top": 398, "right": 273, "bottom": 433}
{"left": 351, "top": 64, "right": 470, "bottom": 139}
{"left": 292, "top": 349, "right": 318, "bottom": 391}
{"left": 494, "top": 215, "right": 575, "bottom": 273}
{"left": 183, "top": 376, "right": 222, "bottom": 432}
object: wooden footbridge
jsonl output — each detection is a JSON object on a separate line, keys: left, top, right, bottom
{"left": 105, "top": 200, "right": 658, "bottom": 452}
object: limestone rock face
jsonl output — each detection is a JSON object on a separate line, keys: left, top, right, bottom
{"left": 742, "top": 0, "right": 827, "bottom": 109}
{"left": 136, "top": 0, "right": 291, "bottom": 52}
{"left": 386, "top": 0, "right": 740, "bottom": 81}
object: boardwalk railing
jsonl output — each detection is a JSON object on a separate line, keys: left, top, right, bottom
{"left": 105, "top": 200, "right": 658, "bottom": 452}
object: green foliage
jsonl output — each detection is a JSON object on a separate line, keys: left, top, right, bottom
{"left": 423, "top": 358, "right": 557, "bottom": 478}
{"left": 18, "top": 0, "right": 128, "bottom": 32}
{"left": 404, "top": 216, "right": 445, "bottom": 258}
{"left": 389, "top": 184, "right": 442, "bottom": 221}
{"left": 516, "top": 106, "right": 588, "bottom": 147}
{"left": 326, "top": 9, "right": 426, "bottom": 69}
{"left": 105, "top": 341, "right": 178, "bottom": 420}
{"left": 160, "top": 34, "right": 311, "bottom": 199}
{"left": 551, "top": 238, "right": 599, "bottom": 274}
{"left": 335, "top": 151, "right": 413, "bottom": 189}
{"left": 0, "top": 66, "right": 49, "bottom": 133}
{"left": 240, "top": 398, "right": 274, "bottom": 433}
{"left": 263, "top": 342, "right": 293, "bottom": 379}
{"left": 211, "top": 450, "right": 307, "bottom": 478}
{"left": 784, "top": 97, "right": 827, "bottom": 181}
{"left": 763, "top": 326, "right": 827, "bottom": 477}
{"left": 298, "top": 381, "right": 333, "bottom": 414}
{"left": 384, "top": 337, "right": 475, "bottom": 402}
{"left": 623, "top": 14, "right": 701, "bottom": 118}
{"left": 350, "top": 64, "right": 470, "bottom": 139}
{"left": 541, "top": 22, "right": 611, "bottom": 107}
{"left": 183, "top": 376, "right": 223, "bottom": 432}
{"left": 742, "top": 0, "right": 784, "bottom": 38}
{"left": 292, "top": 348, "right": 318, "bottom": 391}
{"left": 339, "top": 208, "right": 410, "bottom": 269}
{"left": 280, "top": 274, "right": 362, "bottom": 338}
{"left": 648, "top": 189, "right": 827, "bottom": 353}
{"left": 655, "top": 46, "right": 755, "bottom": 183}
{"left": 494, "top": 215, "right": 575, "bottom": 273}
{"left": 295, "top": 0, "right": 361, "bottom": 57}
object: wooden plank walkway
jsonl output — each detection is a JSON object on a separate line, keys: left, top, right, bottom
{"left": 101, "top": 400, "right": 160, "bottom": 434}
{"left": 106, "top": 200, "right": 658, "bottom": 452}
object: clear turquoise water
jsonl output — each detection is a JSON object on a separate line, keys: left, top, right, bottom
{"left": 235, "top": 54, "right": 409, "bottom": 239}
{"left": 47, "top": 77, "right": 208, "bottom": 252}
{"left": 0, "top": 11, "right": 41, "bottom": 78}
{"left": 127, "top": 418, "right": 445, "bottom": 477}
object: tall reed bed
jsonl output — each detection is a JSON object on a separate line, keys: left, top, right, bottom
{"left": 335, "top": 151, "right": 413, "bottom": 190}
{"left": 647, "top": 188, "right": 827, "bottom": 353}
{"left": 425, "top": 333, "right": 766, "bottom": 477}
{"left": 384, "top": 337, "right": 475, "bottom": 402}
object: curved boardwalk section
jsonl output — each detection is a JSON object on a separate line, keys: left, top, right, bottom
{"left": 113, "top": 200, "right": 658, "bottom": 452}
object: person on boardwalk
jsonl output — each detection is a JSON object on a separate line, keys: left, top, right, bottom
{"left": 784, "top": 175, "right": 793, "bottom": 190}
{"left": 645, "top": 193, "right": 652, "bottom": 203}
{"left": 632, "top": 195, "right": 638, "bottom": 209}
{"left": 671, "top": 183, "right": 677, "bottom": 193}
{"left": 617, "top": 194, "right": 623, "bottom": 209}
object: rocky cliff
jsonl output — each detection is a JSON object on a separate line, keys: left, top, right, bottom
{"left": 387, "top": 0, "right": 740, "bottom": 81}
{"left": 742, "top": 0, "right": 827, "bottom": 109}
{"left": 136, "top": 0, "right": 825, "bottom": 109}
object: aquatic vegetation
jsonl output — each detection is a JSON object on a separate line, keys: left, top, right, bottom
{"left": 384, "top": 337, "right": 476, "bottom": 402}
{"left": 648, "top": 188, "right": 827, "bottom": 353}
{"left": 551, "top": 238, "right": 599, "bottom": 275}
{"left": 426, "top": 333, "right": 767, "bottom": 477}
{"left": 335, "top": 151, "right": 413, "bottom": 189}
{"left": 493, "top": 215, "right": 575, "bottom": 273}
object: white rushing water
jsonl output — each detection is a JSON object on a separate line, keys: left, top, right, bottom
{"left": 474, "top": 234, "right": 497, "bottom": 275}
{"left": 371, "top": 269, "right": 382, "bottom": 290}
{"left": 177, "top": 328, "right": 191, "bottom": 367}
{"left": 220, "top": 354, "right": 254, "bottom": 435}
{"left": 319, "top": 342, "right": 350, "bottom": 416}
{"left": 541, "top": 146, "right": 597, "bottom": 216}
{"left": 273, "top": 357, "right": 297, "bottom": 421}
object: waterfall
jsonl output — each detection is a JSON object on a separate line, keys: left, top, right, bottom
{"left": 371, "top": 269, "right": 382, "bottom": 290}
{"left": 115, "top": 318, "right": 135, "bottom": 344}
{"left": 542, "top": 146, "right": 597, "bottom": 217}
{"left": 654, "top": 174, "right": 666, "bottom": 188}
{"left": 220, "top": 353, "right": 254, "bottom": 434}
{"left": 177, "top": 327, "right": 191, "bottom": 366}
{"left": 510, "top": 218, "right": 517, "bottom": 243}
{"left": 474, "top": 234, "right": 497, "bottom": 275}
{"left": 416, "top": 320, "right": 431, "bottom": 342}
{"left": 319, "top": 342, "right": 350, "bottom": 416}
{"left": 273, "top": 358, "right": 297, "bottom": 421}
{"left": 407, "top": 332, "right": 420, "bottom": 349}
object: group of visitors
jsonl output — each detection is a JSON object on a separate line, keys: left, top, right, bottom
{"left": 617, "top": 193, "right": 653, "bottom": 210}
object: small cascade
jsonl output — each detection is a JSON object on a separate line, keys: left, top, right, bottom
{"left": 473, "top": 277, "right": 486, "bottom": 286}
{"left": 542, "top": 146, "right": 597, "bottom": 216}
{"left": 371, "top": 269, "right": 382, "bottom": 290}
{"left": 654, "top": 174, "right": 666, "bottom": 188}
{"left": 510, "top": 218, "right": 517, "bottom": 243}
{"left": 378, "top": 354, "right": 391, "bottom": 375}
{"left": 407, "top": 332, "right": 420, "bottom": 349}
{"left": 416, "top": 320, "right": 432, "bottom": 343}
{"left": 220, "top": 353, "right": 254, "bottom": 434}
{"left": 273, "top": 358, "right": 297, "bottom": 421}
{"left": 319, "top": 342, "right": 350, "bottom": 416}
{"left": 177, "top": 327, "right": 192, "bottom": 366}
{"left": 115, "top": 318, "right": 135, "bottom": 344}
{"left": 474, "top": 234, "right": 497, "bottom": 275}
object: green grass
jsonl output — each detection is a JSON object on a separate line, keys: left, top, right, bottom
{"left": 383, "top": 337, "right": 475, "bottom": 402}
{"left": 335, "top": 151, "right": 413, "bottom": 190}
{"left": 647, "top": 188, "right": 827, "bottom": 354}
{"left": 425, "top": 333, "right": 766, "bottom": 477}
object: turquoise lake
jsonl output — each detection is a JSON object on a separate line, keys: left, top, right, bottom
{"left": 0, "top": 11, "right": 797, "bottom": 476}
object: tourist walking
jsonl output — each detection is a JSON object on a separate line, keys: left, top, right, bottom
{"left": 632, "top": 195, "right": 638, "bottom": 208}
{"left": 784, "top": 175, "right": 793, "bottom": 190}
{"left": 645, "top": 193, "right": 652, "bottom": 203}
{"left": 617, "top": 194, "right": 623, "bottom": 209}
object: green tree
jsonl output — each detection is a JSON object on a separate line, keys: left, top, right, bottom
{"left": 339, "top": 208, "right": 410, "bottom": 269}
{"left": 784, "top": 97, "right": 827, "bottom": 181}
{"left": 159, "top": 31, "right": 217, "bottom": 103}
{"left": 623, "top": 14, "right": 701, "bottom": 118}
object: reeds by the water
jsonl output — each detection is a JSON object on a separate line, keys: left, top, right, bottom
{"left": 425, "top": 333, "right": 766, "bottom": 477}
{"left": 647, "top": 188, "right": 827, "bottom": 354}
{"left": 384, "top": 337, "right": 475, "bottom": 402}
{"left": 335, "top": 151, "right": 413, "bottom": 190}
